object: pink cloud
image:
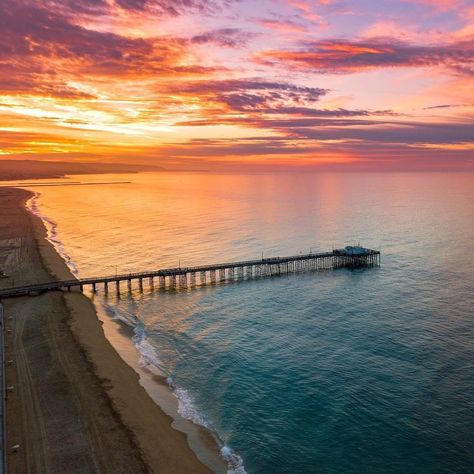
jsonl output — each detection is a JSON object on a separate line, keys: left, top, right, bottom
{"left": 259, "top": 19, "right": 308, "bottom": 33}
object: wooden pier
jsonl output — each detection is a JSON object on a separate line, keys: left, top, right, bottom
{"left": 0, "top": 248, "right": 380, "bottom": 299}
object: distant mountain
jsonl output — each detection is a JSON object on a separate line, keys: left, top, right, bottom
{"left": 0, "top": 160, "right": 163, "bottom": 181}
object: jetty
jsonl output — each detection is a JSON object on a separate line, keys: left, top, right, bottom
{"left": 0, "top": 246, "right": 380, "bottom": 299}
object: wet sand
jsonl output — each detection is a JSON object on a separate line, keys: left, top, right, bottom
{"left": 0, "top": 187, "right": 211, "bottom": 473}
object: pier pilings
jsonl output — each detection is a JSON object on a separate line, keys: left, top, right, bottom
{"left": 0, "top": 249, "right": 380, "bottom": 299}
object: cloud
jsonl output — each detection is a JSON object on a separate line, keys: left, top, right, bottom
{"left": 145, "top": 134, "right": 474, "bottom": 172}
{"left": 165, "top": 79, "right": 334, "bottom": 122}
{"left": 191, "top": 28, "right": 253, "bottom": 47}
{"left": 1, "top": 0, "right": 473, "bottom": 171}
{"left": 180, "top": 113, "right": 468, "bottom": 145}
{"left": 286, "top": 0, "right": 330, "bottom": 21}
{"left": 114, "top": 0, "right": 240, "bottom": 15}
{"left": 165, "top": 78, "right": 400, "bottom": 129}
{"left": 0, "top": 1, "right": 180, "bottom": 66}
{"left": 174, "top": 79, "right": 327, "bottom": 104}
{"left": 256, "top": 37, "right": 474, "bottom": 74}
{"left": 0, "top": 0, "right": 222, "bottom": 97}
{"left": 423, "top": 103, "right": 473, "bottom": 109}
{"left": 259, "top": 19, "right": 309, "bottom": 33}
{"left": 38, "top": 0, "right": 110, "bottom": 16}
{"left": 0, "top": 74, "right": 96, "bottom": 99}
{"left": 288, "top": 121, "right": 474, "bottom": 144}
{"left": 41, "top": 0, "right": 239, "bottom": 16}
{"left": 175, "top": 111, "right": 395, "bottom": 128}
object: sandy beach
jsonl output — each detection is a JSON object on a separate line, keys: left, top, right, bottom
{"left": 0, "top": 187, "right": 212, "bottom": 473}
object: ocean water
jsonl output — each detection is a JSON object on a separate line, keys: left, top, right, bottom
{"left": 22, "top": 172, "right": 474, "bottom": 473}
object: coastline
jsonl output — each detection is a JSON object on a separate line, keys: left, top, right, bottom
{"left": 1, "top": 187, "right": 213, "bottom": 473}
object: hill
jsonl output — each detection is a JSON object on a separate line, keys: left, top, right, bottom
{"left": 0, "top": 160, "right": 162, "bottom": 181}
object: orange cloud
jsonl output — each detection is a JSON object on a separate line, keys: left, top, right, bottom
{"left": 256, "top": 38, "right": 474, "bottom": 74}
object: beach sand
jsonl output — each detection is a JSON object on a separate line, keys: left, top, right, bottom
{"left": 0, "top": 187, "right": 212, "bottom": 473}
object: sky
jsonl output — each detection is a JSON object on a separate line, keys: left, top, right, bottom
{"left": 0, "top": 0, "right": 473, "bottom": 171}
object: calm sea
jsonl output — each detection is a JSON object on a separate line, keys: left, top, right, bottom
{"left": 23, "top": 172, "right": 474, "bottom": 473}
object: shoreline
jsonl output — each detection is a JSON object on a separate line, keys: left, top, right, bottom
{"left": 27, "top": 190, "right": 229, "bottom": 473}
{"left": 1, "top": 187, "right": 215, "bottom": 473}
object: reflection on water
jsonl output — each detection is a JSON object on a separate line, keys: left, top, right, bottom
{"left": 25, "top": 172, "right": 474, "bottom": 473}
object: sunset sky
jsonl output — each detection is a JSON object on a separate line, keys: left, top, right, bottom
{"left": 1, "top": 0, "right": 473, "bottom": 171}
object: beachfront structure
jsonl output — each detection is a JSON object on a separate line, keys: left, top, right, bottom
{"left": 0, "top": 247, "right": 380, "bottom": 298}
{"left": 334, "top": 245, "right": 372, "bottom": 256}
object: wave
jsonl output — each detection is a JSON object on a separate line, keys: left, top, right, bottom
{"left": 133, "top": 323, "right": 172, "bottom": 378}
{"left": 221, "top": 445, "right": 247, "bottom": 474}
{"left": 102, "top": 303, "right": 138, "bottom": 328}
{"left": 170, "top": 379, "right": 246, "bottom": 474}
{"left": 132, "top": 321, "right": 247, "bottom": 474}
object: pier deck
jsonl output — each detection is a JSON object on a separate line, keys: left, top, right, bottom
{"left": 0, "top": 249, "right": 380, "bottom": 299}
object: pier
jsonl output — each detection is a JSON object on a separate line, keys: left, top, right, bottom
{"left": 0, "top": 247, "right": 380, "bottom": 299}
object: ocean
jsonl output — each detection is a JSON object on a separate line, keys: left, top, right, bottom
{"left": 23, "top": 172, "right": 474, "bottom": 473}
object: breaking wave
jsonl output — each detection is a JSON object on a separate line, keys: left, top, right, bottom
{"left": 132, "top": 323, "right": 247, "bottom": 474}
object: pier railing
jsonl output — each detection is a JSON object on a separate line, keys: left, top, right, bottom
{"left": 0, "top": 249, "right": 380, "bottom": 299}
